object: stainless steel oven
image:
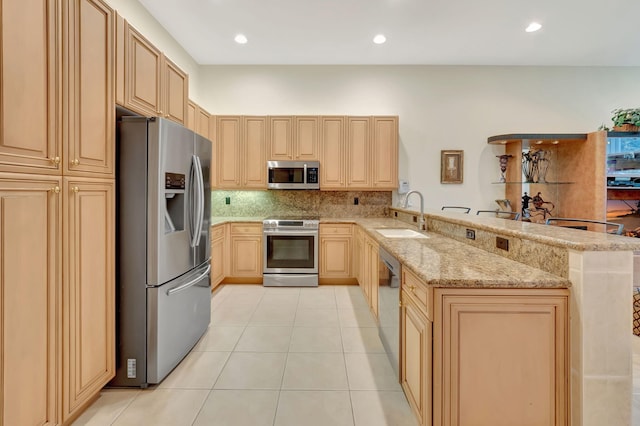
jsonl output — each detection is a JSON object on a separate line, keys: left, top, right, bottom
{"left": 263, "top": 216, "right": 319, "bottom": 287}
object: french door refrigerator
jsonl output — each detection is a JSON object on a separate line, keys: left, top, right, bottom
{"left": 111, "top": 116, "right": 211, "bottom": 387}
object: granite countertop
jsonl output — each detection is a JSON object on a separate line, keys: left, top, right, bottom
{"left": 211, "top": 216, "right": 571, "bottom": 289}
{"left": 416, "top": 208, "right": 640, "bottom": 251}
{"left": 347, "top": 218, "right": 569, "bottom": 289}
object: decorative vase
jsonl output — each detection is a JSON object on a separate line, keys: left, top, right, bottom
{"left": 533, "top": 149, "right": 551, "bottom": 183}
{"left": 521, "top": 149, "right": 535, "bottom": 183}
{"left": 496, "top": 154, "right": 513, "bottom": 183}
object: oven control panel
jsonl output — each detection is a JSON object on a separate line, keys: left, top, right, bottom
{"left": 263, "top": 219, "right": 319, "bottom": 230}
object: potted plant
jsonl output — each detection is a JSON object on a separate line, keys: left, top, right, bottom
{"left": 611, "top": 108, "right": 640, "bottom": 131}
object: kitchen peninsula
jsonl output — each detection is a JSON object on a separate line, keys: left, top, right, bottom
{"left": 211, "top": 208, "right": 640, "bottom": 426}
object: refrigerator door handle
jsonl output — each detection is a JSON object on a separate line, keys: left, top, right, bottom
{"left": 189, "top": 155, "right": 202, "bottom": 248}
{"left": 166, "top": 264, "right": 211, "bottom": 296}
{"left": 194, "top": 155, "right": 205, "bottom": 244}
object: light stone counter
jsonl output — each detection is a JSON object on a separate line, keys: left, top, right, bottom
{"left": 213, "top": 216, "right": 570, "bottom": 289}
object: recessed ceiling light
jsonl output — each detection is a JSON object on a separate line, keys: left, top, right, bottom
{"left": 525, "top": 22, "right": 542, "bottom": 33}
{"left": 373, "top": 34, "right": 386, "bottom": 44}
{"left": 234, "top": 34, "right": 248, "bottom": 44}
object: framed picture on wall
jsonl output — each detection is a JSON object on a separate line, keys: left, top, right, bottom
{"left": 441, "top": 150, "right": 464, "bottom": 184}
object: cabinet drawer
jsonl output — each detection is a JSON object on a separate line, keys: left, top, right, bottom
{"left": 211, "top": 225, "right": 225, "bottom": 240}
{"left": 402, "top": 268, "right": 432, "bottom": 320}
{"left": 320, "top": 224, "right": 352, "bottom": 235}
{"left": 230, "top": 223, "right": 262, "bottom": 235}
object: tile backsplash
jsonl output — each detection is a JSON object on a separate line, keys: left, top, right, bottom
{"left": 212, "top": 190, "right": 391, "bottom": 217}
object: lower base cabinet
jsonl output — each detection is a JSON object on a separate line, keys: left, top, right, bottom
{"left": 432, "top": 288, "right": 569, "bottom": 426}
{"left": 0, "top": 174, "right": 115, "bottom": 425}
{"left": 401, "top": 289, "right": 432, "bottom": 426}
{"left": 229, "top": 223, "right": 262, "bottom": 280}
{"left": 210, "top": 224, "right": 226, "bottom": 289}
{"left": 62, "top": 178, "right": 115, "bottom": 423}
{"left": 0, "top": 175, "right": 61, "bottom": 426}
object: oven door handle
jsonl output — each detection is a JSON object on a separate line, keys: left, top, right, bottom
{"left": 263, "top": 229, "right": 318, "bottom": 236}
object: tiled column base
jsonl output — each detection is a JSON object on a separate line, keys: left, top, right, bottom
{"left": 569, "top": 250, "right": 634, "bottom": 426}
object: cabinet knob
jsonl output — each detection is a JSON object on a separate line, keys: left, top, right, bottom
{"left": 49, "top": 186, "right": 61, "bottom": 194}
{"left": 71, "top": 159, "right": 80, "bottom": 166}
{"left": 49, "top": 156, "right": 60, "bottom": 165}
{"left": 398, "top": 300, "right": 403, "bottom": 308}
{"left": 72, "top": 186, "right": 79, "bottom": 193}
{"left": 409, "top": 285, "right": 416, "bottom": 292}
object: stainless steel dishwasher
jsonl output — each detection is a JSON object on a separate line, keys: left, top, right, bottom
{"left": 378, "top": 246, "right": 401, "bottom": 378}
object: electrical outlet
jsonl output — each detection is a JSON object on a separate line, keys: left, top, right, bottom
{"left": 413, "top": 215, "right": 417, "bottom": 223}
{"left": 354, "top": 197, "right": 359, "bottom": 205}
{"left": 466, "top": 229, "right": 476, "bottom": 240}
{"left": 225, "top": 197, "right": 230, "bottom": 205}
{"left": 394, "top": 212, "right": 398, "bottom": 217}
{"left": 496, "top": 236, "right": 509, "bottom": 251}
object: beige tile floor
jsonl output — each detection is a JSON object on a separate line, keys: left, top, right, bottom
{"left": 72, "top": 285, "right": 418, "bottom": 426}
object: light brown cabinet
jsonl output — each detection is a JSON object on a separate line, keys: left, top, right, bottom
{"left": 319, "top": 224, "right": 353, "bottom": 283}
{"left": 64, "top": 0, "right": 115, "bottom": 178}
{"left": 356, "top": 229, "right": 379, "bottom": 319}
{"left": 268, "top": 116, "right": 319, "bottom": 161}
{"left": 372, "top": 116, "right": 399, "bottom": 188}
{"left": 213, "top": 116, "right": 267, "bottom": 189}
{"left": 0, "top": 0, "right": 61, "bottom": 175}
{"left": 319, "top": 116, "right": 346, "bottom": 189}
{"left": 229, "top": 223, "right": 263, "bottom": 280}
{"left": 401, "top": 288, "right": 432, "bottom": 426}
{"left": 117, "top": 18, "right": 188, "bottom": 124}
{"left": 62, "top": 178, "right": 115, "bottom": 423}
{"left": 187, "top": 100, "right": 212, "bottom": 138}
{"left": 433, "top": 288, "right": 569, "bottom": 426}
{"left": 211, "top": 224, "right": 227, "bottom": 289}
{"left": 347, "top": 116, "right": 372, "bottom": 188}
{"left": 0, "top": 174, "right": 61, "bottom": 426}
{"left": 0, "top": 0, "right": 116, "bottom": 423}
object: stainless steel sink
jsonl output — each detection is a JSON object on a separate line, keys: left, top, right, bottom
{"left": 375, "top": 228, "right": 429, "bottom": 239}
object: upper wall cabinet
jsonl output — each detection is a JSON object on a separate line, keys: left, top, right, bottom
{"left": 268, "top": 116, "right": 319, "bottom": 161}
{"left": 0, "top": 0, "right": 115, "bottom": 178}
{"left": 347, "top": 116, "right": 372, "bottom": 188}
{"left": 213, "top": 115, "right": 267, "bottom": 189}
{"left": 372, "top": 116, "right": 399, "bottom": 188}
{"left": 116, "top": 16, "right": 188, "bottom": 125}
{"left": 0, "top": 0, "right": 61, "bottom": 175}
{"left": 64, "top": 0, "right": 115, "bottom": 178}
{"left": 187, "top": 100, "right": 212, "bottom": 139}
{"left": 319, "top": 116, "right": 346, "bottom": 188}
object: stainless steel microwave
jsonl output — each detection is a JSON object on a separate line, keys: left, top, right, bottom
{"left": 267, "top": 160, "right": 320, "bottom": 189}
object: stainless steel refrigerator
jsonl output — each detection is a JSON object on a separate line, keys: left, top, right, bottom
{"left": 111, "top": 116, "right": 211, "bottom": 387}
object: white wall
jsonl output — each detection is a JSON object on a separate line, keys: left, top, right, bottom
{"left": 103, "top": 0, "right": 201, "bottom": 103}
{"left": 197, "top": 65, "right": 640, "bottom": 211}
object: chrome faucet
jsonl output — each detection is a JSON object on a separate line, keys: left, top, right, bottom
{"left": 402, "top": 190, "right": 425, "bottom": 230}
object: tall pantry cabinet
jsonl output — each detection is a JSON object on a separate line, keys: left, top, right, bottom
{"left": 0, "top": 0, "right": 115, "bottom": 424}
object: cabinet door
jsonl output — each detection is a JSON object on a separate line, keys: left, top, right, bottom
{"left": 186, "top": 101, "right": 197, "bottom": 132}
{"left": 372, "top": 116, "right": 398, "bottom": 189}
{"left": 346, "top": 117, "right": 371, "bottom": 188}
{"left": 162, "top": 56, "right": 188, "bottom": 125}
{"left": 243, "top": 116, "right": 267, "bottom": 188}
{"left": 63, "top": 178, "right": 115, "bottom": 421}
{"left": 215, "top": 116, "right": 242, "bottom": 188}
{"left": 0, "top": 175, "right": 61, "bottom": 426}
{"left": 320, "top": 116, "right": 345, "bottom": 189}
{"left": 433, "top": 289, "right": 568, "bottom": 426}
{"left": 0, "top": 0, "right": 61, "bottom": 175}
{"left": 210, "top": 225, "right": 226, "bottom": 289}
{"left": 294, "top": 116, "right": 319, "bottom": 160}
{"left": 401, "top": 290, "right": 431, "bottom": 426}
{"left": 197, "top": 106, "right": 211, "bottom": 138}
{"left": 269, "top": 116, "right": 293, "bottom": 160}
{"left": 320, "top": 237, "right": 351, "bottom": 278}
{"left": 366, "top": 237, "right": 379, "bottom": 318}
{"left": 65, "top": 0, "right": 115, "bottom": 178}
{"left": 125, "top": 24, "right": 161, "bottom": 117}
{"left": 230, "top": 237, "right": 262, "bottom": 277}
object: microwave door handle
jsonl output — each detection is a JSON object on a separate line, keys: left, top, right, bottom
{"left": 303, "top": 163, "right": 307, "bottom": 184}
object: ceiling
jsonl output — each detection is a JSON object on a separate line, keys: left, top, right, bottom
{"left": 138, "top": 0, "right": 640, "bottom": 66}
